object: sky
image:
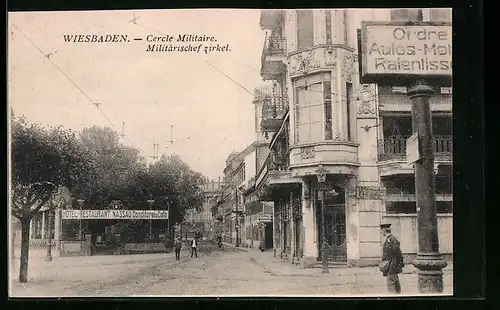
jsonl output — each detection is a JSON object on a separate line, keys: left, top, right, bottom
{"left": 8, "top": 9, "right": 270, "bottom": 180}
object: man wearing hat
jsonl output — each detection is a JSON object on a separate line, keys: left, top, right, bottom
{"left": 379, "top": 223, "right": 404, "bottom": 294}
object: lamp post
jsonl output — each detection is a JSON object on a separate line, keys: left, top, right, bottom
{"left": 166, "top": 202, "right": 170, "bottom": 244}
{"left": 76, "top": 199, "right": 85, "bottom": 240}
{"left": 408, "top": 80, "right": 448, "bottom": 293}
{"left": 315, "top": 165, "right": 329, "bottom": 274}
{"left": 45, "top": 211, "right": 53, "bottom": 262}
{"left": 235, "top": 202, "right": 240, "bottom": 247}
{"left": 147, "top": 199, "right": 155, "bottom": 240}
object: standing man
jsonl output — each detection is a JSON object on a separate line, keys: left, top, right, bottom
{"left": 174, "top": 237, "right": 182, "bottom": 261}
{"left": 379, "top": 223, "right": 405, "bottom": 294}
{"left": 190, "top": 236, "right": 198, "bottom": 258}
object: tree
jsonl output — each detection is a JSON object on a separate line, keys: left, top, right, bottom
{"left": 73, "top": 126, "right": 147, "bottom": 234}
{"left": 148, "top": 154, "right": 206, "bottom": 241}
{"left": 10, "top": 117, "right": 92, "bottom": 283}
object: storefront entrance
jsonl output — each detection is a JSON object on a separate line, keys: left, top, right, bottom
{"left": 316, "top": 186, "right": 347, "bottom": 263}
{"left": 324, "top": 205, "right": 347, "bottom": 262}
{"left": 264, "top": 222, "right": 273, "bottom": 249}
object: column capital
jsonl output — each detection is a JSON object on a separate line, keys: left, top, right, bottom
{"left": 407, "top": 81, "right": 435, "bottom": 99}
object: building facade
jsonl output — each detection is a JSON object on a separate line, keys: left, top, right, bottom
{"left": 255, "top": 8, "right": 452, "bottom": 268}
{"left": 184, "top": 178, "right": 225, "bottom": 238}
{"left": 210, "top": 85, "right": 275, "bottom": 246}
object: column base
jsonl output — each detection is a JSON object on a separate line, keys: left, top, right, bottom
{"left": 412, "top": 252, "right": 448, "bottom": 293}
{"left": 300, "top": 256, "right": 317, "bottom": 268}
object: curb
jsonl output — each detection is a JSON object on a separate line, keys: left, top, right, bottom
{"left": 221, "top": 242, "right": 249, "bottom": 252}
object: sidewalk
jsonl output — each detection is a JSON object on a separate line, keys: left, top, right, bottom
{"left": 249, "top": 251, "right": 453, "bottom": 278}
{"left": 247, "top": 251, "right": 453, "bottom": 295}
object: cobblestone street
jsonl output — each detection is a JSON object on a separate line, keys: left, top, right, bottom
{"left": 9, "top": 242, "right": 453, "bottom": 297}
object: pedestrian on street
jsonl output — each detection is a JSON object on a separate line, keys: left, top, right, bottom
{"left": 174, "top": 237, "right": 182, "bottom": 261}
{"left": 379, "top": 223, "right": 405, "bottom": 294}
{"left": 190, "top": 237, "right": 198, "bottom": 258}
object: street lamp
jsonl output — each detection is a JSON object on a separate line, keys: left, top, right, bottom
{"left": 45, "top": 211, "right": 53, "bottom": 262}
{"left": 147, "top": 199, "right": 155, "bottom": 240}
{"left": 315, "top": 165, "right": 329, "bottom": 274}
{"left": 76, "top": 199, "right": 85, "bottom": 240}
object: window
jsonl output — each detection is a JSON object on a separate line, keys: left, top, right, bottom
{"left": 297, "top": 10, "right": 314, "bottom": 49}
{"left": 391, "top": 9, "right": 422, "bottom": 22}
{"left": 295, "top": 82, "right": 324, "bottom": 143}
{"left": 429, "top": 8, "right": 452, "bottom": 22}
{"left": 392, "top": 86, "right": 408, "bottom": 94}
{"left": 385, "top": 202, "right": 416, "bottom": 214}
{"left": 324, "top": 81, "right": 333, "bottom": 140}
{"left": 325, "top": 10, "right": 332, "bottom": 44}
{"left": 346, "top": 82, "right": 352, "bottom": 140}
{"left": 440, "top": 87, "right": 452, "bottom": 94}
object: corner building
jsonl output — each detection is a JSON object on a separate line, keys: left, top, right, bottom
{"left": 255, "top": 9, "right": 452, "bottom": 268}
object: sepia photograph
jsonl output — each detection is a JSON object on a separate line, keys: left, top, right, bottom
{"left": 8, "top": 8, "right": 453, "bottom": 297}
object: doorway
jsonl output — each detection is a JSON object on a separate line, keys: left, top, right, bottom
{"left": 295, "top": 217, "right": 303, "bottom": 257}
{"left": 316, "top": 186, "right": 347, "bottom": 263}
{"left": 264, "top": 223, "right": 273, "bottom": 249}
{"left": 324, "top": 206, "right": 347, "bottom": 262}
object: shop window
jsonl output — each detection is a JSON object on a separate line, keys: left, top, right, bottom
{"left": 297, "top": 10, "right": 314, "bottom": 49}
{"left": 385, "top": 201, "right": 416, "bottom": 214}
{"left": 436, "top": 201, "right": 453, "bottom": 213}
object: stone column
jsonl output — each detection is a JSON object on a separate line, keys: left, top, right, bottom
{"left": 408, "top": 81, "right": 447, "bottom": 293}
{"left": 54, "top": 208, "right": 61, "bottom": 250}
{"left": 301, "top": 180, "right": 316, "bottom": 267}
{"left": 41, "top": 212, "right": 46, "bottom": 239}
{"left": 354, "top": 84, "right": 383, "bottom": 266}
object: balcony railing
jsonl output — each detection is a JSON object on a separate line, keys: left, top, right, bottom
{"left": 378, "top": 135, "right": 452, "bottom": 161}
{"left": 379, "top": 94, "right": 452, "bottom": 106}
{"left": 260, "top": 33, "right": 287, "bottom": 80}
{"left": 255, "top": 151, "right": 290, "bottom": 188}
{"left": 261, "top": 94, "right": 288, "bottom": 118}
{"left": 263, "top": 34, "right": 287, "bottom": 57}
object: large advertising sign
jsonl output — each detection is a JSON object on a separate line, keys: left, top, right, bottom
{"left": 360, "top": 21, "right": 452, "bottom": 85}
{"left": 62, "top": 209, "right": 169, "bottom": 220}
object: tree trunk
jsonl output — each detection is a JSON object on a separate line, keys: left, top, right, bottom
{"left": 19, "top": 219, "right": 31, "bottom": 283}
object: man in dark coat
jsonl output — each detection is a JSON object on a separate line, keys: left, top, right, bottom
{"left": 174, "top": 237, "right": 182, "bottom": 261}
{"left": 380, "top": 223, "right": 404, "bottom": 294}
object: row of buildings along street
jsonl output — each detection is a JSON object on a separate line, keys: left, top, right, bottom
{"left": 188, "top": 8, "right": 453, "bottom": 269}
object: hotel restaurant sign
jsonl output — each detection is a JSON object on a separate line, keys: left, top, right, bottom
{"left": 62, "top": 209, "right": 169, "bottom": 220}
{"left": 359, "top": 21, "right": 452, "bottom": 86}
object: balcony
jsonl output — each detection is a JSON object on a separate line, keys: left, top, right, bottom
{"left": 260, "top": 94, "right": 288, "bottom": 134}
{"left": 385, "top": 193, "right": 453, "bottom": 202}
{"left": 260, "top": 10, "right": 284, "bottom": 30}
{"left": 378, "top": 135, "right": 453, "bottom": 162}
{"left": 255, "top": 153, "right": 299, "bottom": 201}
{"left": 260, "top": 34, "right": 287, "bottom": 81}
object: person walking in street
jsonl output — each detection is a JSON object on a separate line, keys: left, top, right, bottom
{"left": 174, "top": 237, "right": 182, "bottom": 261}
{"left": 190, "top": 237, "right": 198, "bottom": 258}
{"left": 379, "top": 223, "right": 405, "bottom": 294}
